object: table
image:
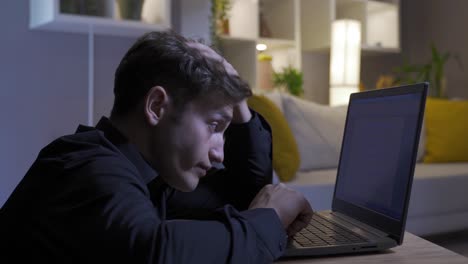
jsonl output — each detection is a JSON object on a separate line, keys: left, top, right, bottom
{"left": 277, "top": 232, "right": 468, "bottom": 264}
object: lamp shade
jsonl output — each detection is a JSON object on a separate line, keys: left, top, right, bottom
{"left": 329, "top": 19, "right": 362, "bottom": 106}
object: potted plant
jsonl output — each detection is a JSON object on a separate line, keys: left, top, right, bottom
{"left": 214, "top": 0, "right": 231, "bottom": 35}
{"left": 60, "top": 0, "right": 108, "bottom": 17}
{"left": 393, "top": 44, "right": 462, "bottom": 98}
{"left": 116, "top": 0, "right": 145, "bottom": 21}
{"left": 273, "top": 66, "right": 304, "bottom": 96}
{"left": 210, "top": 0, "right": 232, "bottom": 50}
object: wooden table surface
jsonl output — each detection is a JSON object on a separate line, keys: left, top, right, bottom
{"left": 276, "top": 232, "right": 468, "bottom": 264}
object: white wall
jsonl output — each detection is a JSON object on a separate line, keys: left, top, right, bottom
{"left": 0, "top": 1, "right": 137, "bottom": 206}
{"left": 401, "top": 0, "right": 468, "bottom": 99}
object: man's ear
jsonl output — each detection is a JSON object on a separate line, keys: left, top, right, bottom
{"left": 144, "top": 86, "right": 169, "bottom": 126}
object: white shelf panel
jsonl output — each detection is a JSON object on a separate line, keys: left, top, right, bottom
{"left": 361, "top": 44, "right": 401, "bottom": 54}
{"left": 258, "top": 38, "right": 296, "bottom": 50}
{"left": 219, "top": 36, "right": 296, "bottom": 50}
{"left": 302, "top": 0, "right": 400, "bottom": 52}
{"left": 32, "top": 14, "right": 169, "bottom": 37}
{"left": 30, "top": 0, "right": 171, "bottom": 37}
{"left": 219, "top": 35, "right": 257, "bottom": 43}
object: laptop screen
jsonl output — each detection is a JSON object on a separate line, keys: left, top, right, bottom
{"left": 334, "top": 92, "right": 422, "bottom": 221}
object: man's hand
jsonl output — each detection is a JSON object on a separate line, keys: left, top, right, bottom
{"left": 231, "top": 99, "right": 252, "bottom": 124}
{"left": 248, "top": 183, "right": 313, "bottom": 236}
{"left": 187, "top": 42, "right": 238, "bottom": 76}
{"left": 187, "top": 42, "right": 252, "bottom": 123}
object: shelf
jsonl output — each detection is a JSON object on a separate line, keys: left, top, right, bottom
{"left": 30, "top": 0, "right": 171, "bottom": 37}
{"left": 219, "top": 35, "right": 296, "bottom": 50}
{"left": 229, "top": 0, "right": 258, "bottom": 39}
{"left": 361, "top": 44, "right": 400, "bottom": 54}
{"left": 259, "top": 0, "right": 296, "bottom": 40}
{"left": 302, "top": 0, "right": 400, "bottom": 52}
{"left": 218, "top": 35, "right": 256, "bottom": 43}
{"left": 258, "top": 38, "right": 296, "bottom": 50}
{"left": 217, "top": 0, "right": 301, "bottom": 89}
{"left": 365, "top": 0, "right": 399, "bottom": 49}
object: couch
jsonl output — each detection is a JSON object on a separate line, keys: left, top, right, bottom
{"left": 259, "top": 91, "right": 468, "bottom": 237}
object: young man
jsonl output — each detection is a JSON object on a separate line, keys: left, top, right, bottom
{"left": 0, "top": 31, "right": 313, "bottom": 263}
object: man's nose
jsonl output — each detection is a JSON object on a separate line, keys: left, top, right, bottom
{"left": 209, "top": 137, "right": 224, "bottom": 164}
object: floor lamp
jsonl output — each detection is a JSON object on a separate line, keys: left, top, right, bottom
{"left": 329, "top": 19, "right": 362, "bottom": 106}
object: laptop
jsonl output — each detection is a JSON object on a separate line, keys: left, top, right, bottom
{"left": 283, "top": 82, "right": 428, "bottom": 257}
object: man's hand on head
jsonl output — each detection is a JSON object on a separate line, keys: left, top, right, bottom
{"left": 231, "top": 100, "right": 252, "bottom": 124}
{"left": 187, "top": 42, "right": 239, "bottom": 76}
{"left": 187, "top": 42, "right": 252, "bottom": 124}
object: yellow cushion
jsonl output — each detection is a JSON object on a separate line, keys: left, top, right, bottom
{"left": 424, "top": 98, "right": 468, "bottom": 163}
{"left": 248, "top": 94, "right": 300, "bottom": 181}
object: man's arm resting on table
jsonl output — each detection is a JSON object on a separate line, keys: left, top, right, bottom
{"left": 66, "top": 163, "right": 287, "bottom": 263}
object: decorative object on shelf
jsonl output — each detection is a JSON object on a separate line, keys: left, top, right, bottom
{"left": 210, "top": 0, "right": 232, "bottom": 51}
{"left": 256, "top": 53, "right": 274, "bottom": 91}
{"left": 60, "top": 0, "right": 108, "bottom": 17}
{"left": 116, "top": 0, "right": 145, "bottom": 21}
{"left": 259, "top": 2, "right": 272, "bottom": 38}
{"left": 359, "top": 81, "right": 366, "bottom": 92}
{"left": 214, "top": 0, "right": 232, "bottom": 35}
{"left": 393, "top": 44, "right": 463, "bottom": 98}
{"left": 259, "top": 12, "right": 272, "bottom": 38}
{"left": 273, "top": 66, "right": 304, "bottom": 96}
{"left": 376, "top": 74, "right": 396, "bottom": 89}
{"left": 329, "top": 19, "right": 362, "bottom": 106}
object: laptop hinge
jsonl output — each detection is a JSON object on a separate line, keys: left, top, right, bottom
{"left": 330, "top": 211, "right": 391, "bottom": 238}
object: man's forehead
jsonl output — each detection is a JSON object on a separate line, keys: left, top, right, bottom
{"left": 191, "top": 96, "right": 234, "bottom": 118}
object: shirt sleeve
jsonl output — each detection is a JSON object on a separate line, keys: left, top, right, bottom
{"left": 223, "top": 110, "right": 274, "bottom": 209}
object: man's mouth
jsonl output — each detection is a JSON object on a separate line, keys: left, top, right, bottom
{"left": 195, "top": 167, "right": 205, "bottom": 176}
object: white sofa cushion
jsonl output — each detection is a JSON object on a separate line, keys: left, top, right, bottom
{"left": 280, "top": 94, "right": 347, "bottom": 171}
{"left": 262, "top": 90, "right": 284, "bottom": 113}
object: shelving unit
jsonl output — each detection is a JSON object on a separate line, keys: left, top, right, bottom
{"left": 218, "top": 0, "right": 300, "bottom": 89}
{"left": 303, "top": 0, "right": 400, "bottom": 52}
{"left": 30, "top": 0, "right": 171, "bottom": 37}
{"left": 211, "top": 0, "right": 400, "bottom": 102}
{"left": 216, "top": 0, "right": 400, "bottom": 90}
{"left": 29, "top": 0, "right": 171, "bottom": 125}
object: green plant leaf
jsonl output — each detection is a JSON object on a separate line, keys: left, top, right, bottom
{"left": 273, "top": 66, "right": 304, "bottom": 96}
{"left": 393, "top": 43, "right": 460, "bottom": 98}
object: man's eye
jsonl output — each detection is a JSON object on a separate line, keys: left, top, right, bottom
{"left": 209, "top": 123, "right": 218, "bottom": 132}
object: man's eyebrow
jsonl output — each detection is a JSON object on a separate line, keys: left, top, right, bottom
{"left": 222, "top": 111, "right": 233, "bottom": 121}
{"left": 214, "top": 111, "right": 233, "bottom": 122}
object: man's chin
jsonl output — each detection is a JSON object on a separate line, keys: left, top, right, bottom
{"left": 173, "top": 175, "right": 200, "bottom": 192}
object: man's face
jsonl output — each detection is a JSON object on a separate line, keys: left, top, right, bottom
{"left": 151, "top": 96, "right": 233, "bottom": 192}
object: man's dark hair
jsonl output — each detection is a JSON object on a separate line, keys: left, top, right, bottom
{"left": 111, "top": 30, "right": 252, "bottom": 117}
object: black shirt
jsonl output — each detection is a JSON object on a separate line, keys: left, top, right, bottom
{"left": 0, "top": 113, "right": 287, "bottom": 263}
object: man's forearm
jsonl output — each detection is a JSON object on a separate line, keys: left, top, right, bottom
{"left": 223, "top": 110, "right": 273, "bottom": 209}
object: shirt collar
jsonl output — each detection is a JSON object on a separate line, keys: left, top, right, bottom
{"left": 78, "top": 116, "right": 158, "bottom": 184}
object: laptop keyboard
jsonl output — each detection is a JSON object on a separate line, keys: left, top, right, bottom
{"left": 292, "top": 214, "right": 368, "bottom": 247}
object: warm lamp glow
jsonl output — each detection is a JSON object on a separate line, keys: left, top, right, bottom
{"left": 256, "top": 43, "right": 267, "bottom": 51}
{"left": 330, "top": 87, "right": 359, "bottom": 106}
{"left": 329, "top": 19, "right": 361, "bottom": 106}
